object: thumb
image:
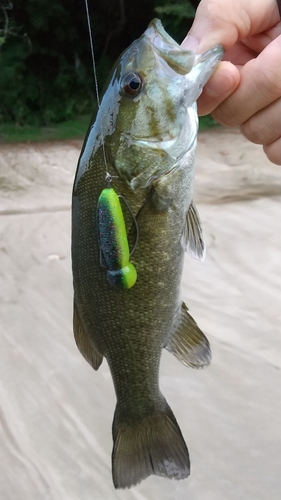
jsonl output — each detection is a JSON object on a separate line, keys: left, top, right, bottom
{"left": 181, "top": 0, "right": 279, "bottom": 116}
{"left": 195, "top": 61, "right": 240, "bottom": 116}
{"left": 182, "top": 0, "right": 279, "bottom": 53}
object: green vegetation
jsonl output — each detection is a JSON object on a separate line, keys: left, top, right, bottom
{"left": 154, "top": 0, "right": 195, "bottom": 42}
{"left": 199, "top": 115, "right": 219, "bottom": 131}
{"left": 0, "top": 114, "right": 92, "bottom": 143}
{"left": 0, "top": 1, "right": 95, "bottom": 126}
{"left": 0, "top": 1, "right": 219, "bottom": 143}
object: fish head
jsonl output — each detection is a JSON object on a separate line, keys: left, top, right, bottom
{"left": 99, "top": 19, "right": 223, "bottom": 191}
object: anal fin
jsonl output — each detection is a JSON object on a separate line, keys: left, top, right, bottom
{"left": 73, "top": 300, "right": 103, "bottom": 370}
{"left": 165, "top": 302, "right": 211, "bottom": 369}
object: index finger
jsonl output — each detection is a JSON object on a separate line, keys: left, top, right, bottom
{"left": 182, "top": 0, "right": 280, "bottom": 53}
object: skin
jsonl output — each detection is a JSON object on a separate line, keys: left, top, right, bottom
{"left": 182, "top": 0, "right": 281, "bottom": 165}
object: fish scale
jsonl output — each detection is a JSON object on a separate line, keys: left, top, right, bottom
{"left": 72, "top": 18, "right": 223, "bottom": 489}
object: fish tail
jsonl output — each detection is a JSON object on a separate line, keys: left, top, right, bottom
{"left": 111, "top": 400, "right": 190, "bottom": 489}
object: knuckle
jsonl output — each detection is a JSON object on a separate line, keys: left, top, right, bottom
{"left": 240, "top": 118, "right": 262, "bottom": 144}
{"left": 211, "top": 103, "right": 239, "bottom": 126}
{"left": 263, "top": 141, "right": 281, "bottom": 166}
{"left": 256, "top": 63, "right": 281, "bottom": 99}
{"left": 256, "top": 35, "right": 281, "bottom": 99}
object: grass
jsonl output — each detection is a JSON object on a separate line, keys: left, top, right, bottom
{"left": 199, "top": 114, "right": 219, "bottom": 131}
{"left": 0, "top": 115, "right": 92, "bottom": 144}
{"left": 0, "top": 114, "right": 218, "bottom": 144}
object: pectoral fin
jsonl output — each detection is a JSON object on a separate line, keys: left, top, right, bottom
{"left": 73, "top": 301, "right": 103, "bottom": 370}
{"left": 182, "top": 201, "right": 205, "bottom": 261}
{"left": 165, "top": 302, "right": 211, "bottom": 369}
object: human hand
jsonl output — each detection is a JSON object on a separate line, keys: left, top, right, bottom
{"left": 182, "top": 0, "right": 281, "bottom": 165}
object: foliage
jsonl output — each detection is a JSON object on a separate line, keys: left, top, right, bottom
{"left": 0, "top": 0, "right": 95, "bottom": 125}
{"left": 0, "top": 1, "right": 13, "bottom": 44}
{"left": 199, "top": 115, "right": 219, "bottom": 131}
{"left": 0, "top": 0, "right": 199, "bottom": 128}
{"left": 154, "top": 0, "right": 195, "bottom": 42}
{"left": 0, "top": 114, "right": 92, "bottom": 142}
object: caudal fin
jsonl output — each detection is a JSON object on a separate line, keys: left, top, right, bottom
{"left": 112, "top": 400, "right": 190, "bottom": 489}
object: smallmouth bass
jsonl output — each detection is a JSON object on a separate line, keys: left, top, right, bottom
{"left": 72, "top": 19, "right": 223, "bottom": 489}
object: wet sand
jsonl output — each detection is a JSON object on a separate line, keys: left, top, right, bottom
{"left": 1, "top": 128, "right": 280, "bottom": 500}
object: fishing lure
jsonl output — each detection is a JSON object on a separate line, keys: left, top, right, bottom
{"left": 97, "top": 187, "right": 137, "bottom": 289}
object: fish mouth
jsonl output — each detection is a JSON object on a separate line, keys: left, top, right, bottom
{"left": 190, "top": 44, "right": 224, "bottom": 90}
{"left": 147, "top": 19, "right": 180, "bottom": 49}
{"left": 195, "top": 44, "right": 224, "bottom": 66}
{"left": 145, "top": 19, "right": 195, "bottom": 75}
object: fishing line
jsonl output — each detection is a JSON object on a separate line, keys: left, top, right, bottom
{"left": 84, "top": 0, "right": 100, "bottom": 108}
{"left": 84, "top": 0, "right": 108, "bottom": 173}
{"left": 84, "top": 0, "right": 138, "bottom": 289}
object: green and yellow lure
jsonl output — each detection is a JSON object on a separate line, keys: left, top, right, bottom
{"left": 97, "top": 188, "right": 137, "bottom": 289}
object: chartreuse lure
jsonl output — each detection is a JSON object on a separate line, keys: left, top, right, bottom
{"left": 97, "top": 188, "right": 137, "bottom": 289}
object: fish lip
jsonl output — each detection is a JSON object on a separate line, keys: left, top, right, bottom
{"left": 195, "top": 44, "right": 224, "bottom": 66}
{"left": 146, "top": 18, "right": 180, "bottom": 49}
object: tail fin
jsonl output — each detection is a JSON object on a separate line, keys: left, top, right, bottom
{"left": 112, "top": 400, "right": 190, "bottom": 489}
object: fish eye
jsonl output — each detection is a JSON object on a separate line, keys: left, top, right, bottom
{"left": 121, "top": 72, "right": 143, "bottom": 98}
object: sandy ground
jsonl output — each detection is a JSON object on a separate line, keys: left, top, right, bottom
{"left": 0, "top": 128, "right": 280, "bottom": 500}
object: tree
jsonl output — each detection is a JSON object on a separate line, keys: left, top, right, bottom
{"left": 0, "top": 0, "right": 197, "bottom": 125}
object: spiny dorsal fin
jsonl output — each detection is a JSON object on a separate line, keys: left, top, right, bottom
{"left": 73, "top": 300, "right": 103, "bottom": 370}
{"left": 183, "top": 201, "right": 206, "bottom": 261}
{"left": 165, "top": 302, "right": 211, "bottom": 369}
